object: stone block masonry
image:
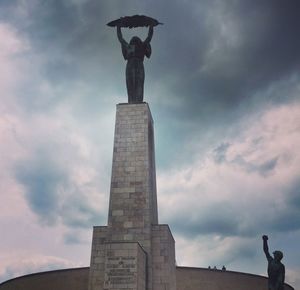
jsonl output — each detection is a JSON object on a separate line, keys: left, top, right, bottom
{"left": 108, "top": 103, "right": 158, "bottom": 249}
{"left": 88, "top": 226, "right": 108, "bottom": 290}
{"left": 152, "top": 225, "right": 176, "bottom": 290}
{"left": 103, "top": 242, "right": 146, "bottom": 290}
{"left": 88, "top": 103, "right": 176, "bottom": 290}
{"left": 107, "top": 103, "right": 159, "bottom": 290}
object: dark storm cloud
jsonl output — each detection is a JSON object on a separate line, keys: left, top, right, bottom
{"left": 212, "top": 142, "right": 278, "bottom": 176}
{"left": 15, "top": 149, "right": 66, "bottom": 225}
{"left": 169, "top": 202, "right": 240, "bottom": 238}
{"left": 61, "top": 193, "right": 105, "bottom": 229}
{"left": 213, "top": 142, "right": 231, "bottom": 163}
{"left": 5, "top": 0, "right": 300, "bottom": 110}
{"left": 288, "top": 179, "right": 300, "bottom": 208}
{"left": 150, "top": 0, "right": 300, "bottom": 167}
{"left": 0, "top": 1, "right": 158, "bottom": 116}
{"left": 271, "top": 179, "right": 300, "bottom": 232}
{"left": 4, "top": 0, "right": 148, "bottom": 84}
{"left": 14, "top": 145, "right": 104, "bottom": 230}
{"left": 150, "top": 0, "right": 300, "bottom": 166}
{"left": 2, "top": 0, "right": 299, "bottom": 164}
{"left": 64, "top": 230, "right": 85, "bottom": 244}
{"left": 169, "top": 199, "right": 300, "bottom": 239}
{"left": 159, "top": 0, "right": 300, "bottom": 113}
{"left": 270, "top": 210, "right": 300, "bottom": 233}
{"left": 167, "top": 175, "right": 300, "bottom": 239}
{"left": 231, "top": 155, "right": 278, "bottom": 176}
{"left": 218, "top": 239, "right": 258, "bottom": 266}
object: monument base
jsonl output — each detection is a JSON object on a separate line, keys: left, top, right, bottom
{"left": 88, "top": 224, "right": 176, "bottom": 290}
{"left": 88, "top": 103, "right": 176, "bottom": 290}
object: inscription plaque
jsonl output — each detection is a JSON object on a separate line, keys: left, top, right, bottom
{"left": 105, "top": 256, "right": 137, "bottom": 287}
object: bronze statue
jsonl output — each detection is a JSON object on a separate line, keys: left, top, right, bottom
{"left": 262, "top": 235, "right": 285, "bottom": 290}
{"left": 117, "top": 25, "right": 153, "bottom": 103}
{"left": 107, "top": 15, "right": 162, "bottom": 103}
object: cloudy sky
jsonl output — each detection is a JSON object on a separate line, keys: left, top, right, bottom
{"left": 1, "top": 0, "right": 300, "bottom": 288}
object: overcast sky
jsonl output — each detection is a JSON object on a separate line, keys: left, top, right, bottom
{"left": 0, "top": 0, "right": 300, "bottom": 288}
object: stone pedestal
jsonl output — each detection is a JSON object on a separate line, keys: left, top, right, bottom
{"left": 88, "top": 103, "right": 176, "bottom": 290}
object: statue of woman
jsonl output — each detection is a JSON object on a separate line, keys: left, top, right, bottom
{"left": 117, "top": 25, "right": 153, "bottom": 103}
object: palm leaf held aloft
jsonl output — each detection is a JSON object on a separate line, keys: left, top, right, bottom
{"left": 107, "top": 15, "right": 163, "bottom": 28}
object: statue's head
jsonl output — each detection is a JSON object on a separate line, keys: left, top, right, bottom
{"left": 130, "top": 36, "right": 142, "bottom": 46}
{"left": 273, "top": 250, "right": 283, "bottom": 261}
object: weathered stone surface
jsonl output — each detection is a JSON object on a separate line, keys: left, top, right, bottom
{"left": 152, "top": 225, "right": 176, "bottom": 290}
{"left": 106, "top": 103, "right": 158, "bottom": 290}
{"left": 103, "top": 242, "right": 146, "bottom": 290}
{"left": 108, "top": 103, "right": 158, "bottom": 242}
{"left": 88, "top": 103, "right": 175, "bottom": 290}
{"left": 88, "top": 226, "right": 108, "bottom": 290}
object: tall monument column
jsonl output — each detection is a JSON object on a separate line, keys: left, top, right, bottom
{"left": 88, "top": 103, "right": 176, "bottom": 290}
{"left": 107, "top": 103, "right": 158, "bottom": 290}
{"left": 108, "top": 103, "right": 158, "bottom": 246}
{"left": 88, "top": 15, "right": 175, "bottom": 290}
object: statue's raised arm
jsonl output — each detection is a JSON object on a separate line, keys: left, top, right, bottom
{"left": 117, "top": 26, "right": 128, "bottom": 46}
{"left": 262, "top": 235, "right": 272, "bottom": 262}
{"left": 117, "top": 26, "right": 128, "bottom": 60}
{"left": 145, "top": 25, "right": 153, "bottom": 44}
{"left": 144, "top": 26, "right": 153, "bottom": 59}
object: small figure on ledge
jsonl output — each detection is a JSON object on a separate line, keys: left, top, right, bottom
{"left": 262, "top": 235, "right": 285, "bottom": 290}
{"left": 117, "top": 25, "right": 153, "bottom": 103}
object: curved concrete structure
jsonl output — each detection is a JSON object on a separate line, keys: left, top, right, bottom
{"left": 176, "top": 267, "right": 294, "bottom": 290}
{"left": 0, "top": 267, "right": 89, "bottom": 290}
{"left": 0, "top": 266, "right": 294, "bottom": 290}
